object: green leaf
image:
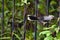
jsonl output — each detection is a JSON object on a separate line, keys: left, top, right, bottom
{"left": 51, "top": 25, "right": 56, "bottom": 28}
{"left": 44, "top": 36, "right": 53, "bottom": 40}
{"left": 14, "top": 33, "right": 20, "bottom": 40}
{"left": 39, "top": 31, "right": 51, "bottom": 36}
{"left": 57, "top": 32, "right": 60, "bottom": 39}
{"left": 50, "top": 1, "right": 57, "bottom": 6}
{"left": 0, "top": 37, "right": 11, "bottom": 39}
{"left": 16, "top": 3, "right": 20, "bottom": 7}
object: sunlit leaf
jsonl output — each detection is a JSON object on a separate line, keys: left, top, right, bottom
{"left": 44, "top": 36, "right": 53, "bottom": 40}
{"left": 39, "top": 31, "right": 51, "bottom": 37}
{"left": 50, "top": 1, "right": 57, "bottom": 6}
{"left": 14, "top": 33, "right": 20, "bottom": 40}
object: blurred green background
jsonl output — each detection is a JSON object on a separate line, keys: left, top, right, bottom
{"left": 0, "top": 0, "right": 60, "bottom": 40}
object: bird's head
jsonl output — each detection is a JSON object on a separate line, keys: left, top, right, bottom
{"left": 27, "top": 15, "right": 31, "bottom": 17}
{"left": 49, "top": 15, "right": 54, "bottom": 20}
{"left": 27, "top": 15, "right": 31, "bottom": 21}
{"left": 49, "top": 15, "right": 54, "bottom": 17}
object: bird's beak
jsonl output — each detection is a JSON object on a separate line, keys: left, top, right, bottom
{"left": 50, "top": 15, "right": 55, "bottom": 20}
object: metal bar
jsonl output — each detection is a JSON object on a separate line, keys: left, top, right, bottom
{"left": 23, "top": 3, "right": 27, "bottom": 40}
{"left": 1, "top": 0, "right": 4, "bottom": 37}
{"left": 46, "top": 0, "right": 49, "bottom": 16}
{"left": 34, "top": 0, "right": 38, "bottom": 40}
{"left": 58, "top": 1, "right": 60, "bottom": 26}
{"left": 11, "top": 0, "right": 15, "bottom": 40}
{"left": 46, "top": 0, "right": 49, "bottom": 27}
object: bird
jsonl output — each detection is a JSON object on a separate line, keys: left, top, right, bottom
{"left": 27, "top": 15, "right": 54, "bottom": 25}
{"left": 27, "top": 15, "right": 54, "bottom": 21}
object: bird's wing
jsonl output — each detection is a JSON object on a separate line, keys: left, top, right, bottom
{"left": 44, "top": 16, "right": 50, "bottom": 20}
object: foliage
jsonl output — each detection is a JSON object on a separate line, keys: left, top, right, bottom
{"left": 0, "top": 0, "right": 60, "bottom": 40}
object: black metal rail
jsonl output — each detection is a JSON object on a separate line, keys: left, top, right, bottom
{"left": 58, "top": 1, "right": 60, "bottom": 27}
{"left": 23, "top": 3, "right": 27, "bottom": 40}
{"left": 46, "top": 0, "right": 49, "bottom": 16}
{"left": 34, "top": 0, "right": 38, "bottom": 40}
{"left": 46, "top": 0, "right": 49, "bottom": 27}
{"left": 1, "top": 0, "right": 60, "bottom": 40}
{"left": 1, "top": 0, "right": 4, "bottom": 37}
{"left": 11, "top": 0, "right": 15, "bottom": 40}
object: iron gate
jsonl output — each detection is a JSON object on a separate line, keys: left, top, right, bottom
{"left": 0, "top": 0, "right": 60, "bottom": 40}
